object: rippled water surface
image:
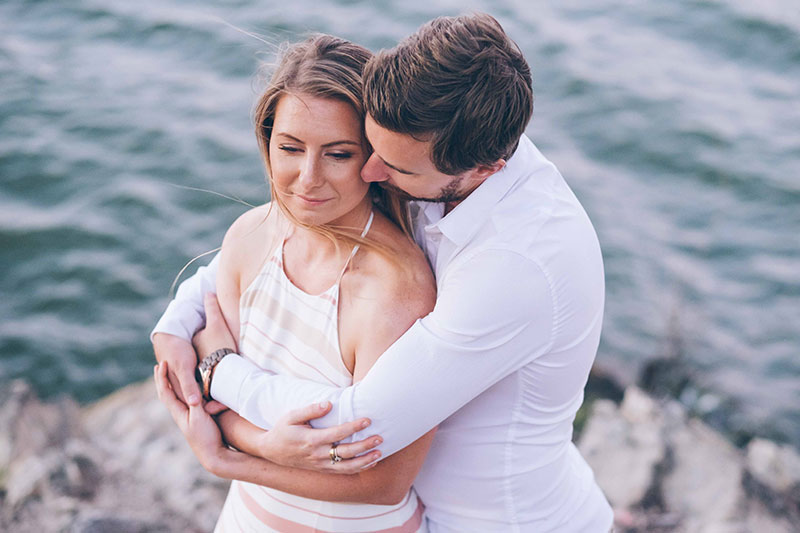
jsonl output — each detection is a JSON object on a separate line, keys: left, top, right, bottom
{"left": 1, "top": 0, "right": 798, "bottom": 446}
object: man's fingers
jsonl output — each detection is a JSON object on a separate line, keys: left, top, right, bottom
{"left": 177, "top": 363, "right": 201, "bottom": 406}
{"left": 317, "top": 418, "right": 372, "bottom": 445}
{"left": 204, "top": 400, "right": 228, "bottom": 415}
{"left": 282, "top": 402, "right": 333, "bottom": 426}
{"left": 330, "top": 435, "right": 382, "bottom": 460}
{"left": 154, "top": 362, "right": 188, "bottom": 426}
{"left": 166, "top": 370, "right": 187, "bottom": 404}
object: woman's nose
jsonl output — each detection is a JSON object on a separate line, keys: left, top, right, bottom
{"left": 297, "top": 156, "right": 322, "bottom": 187}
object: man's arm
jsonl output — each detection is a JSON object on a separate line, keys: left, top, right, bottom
{"left": 151, "top": 253, "right": 219, "bottom": 405}
{"left": 151, "top": 252, "right": 220, "bottom": 342}
{"left": 211, "top": 250, "right": 564, "bottom": 459}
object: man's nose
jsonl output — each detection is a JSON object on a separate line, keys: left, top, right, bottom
{"left": 361, "top": 153, "right": 389, "bottom": 183}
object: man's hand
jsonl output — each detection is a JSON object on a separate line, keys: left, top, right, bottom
{"left": 192, "top": 293, "right": 236, "bottom": 360}
{"left": 152, "top": 330, "right": 227, "bottom": 415}
{"left": 258, "top": 402, "right": 383, "bottom": 474}
{"left": 152, "top": 332, "right": 202, "bottom": 407}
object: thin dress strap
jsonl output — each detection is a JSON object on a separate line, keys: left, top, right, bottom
{"left": 336, "top": 210, "right": 374, "bottom": 282}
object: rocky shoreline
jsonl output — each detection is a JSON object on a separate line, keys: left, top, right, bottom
{"left": 1, "top": 377, "right": 798, "bottom": 532}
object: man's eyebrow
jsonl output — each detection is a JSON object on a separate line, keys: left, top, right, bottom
{"left": 275, "top": 133, "right": 360, "bottom": 148}
{"left": 381, "top": 158, "right": 416, "bottom": 175}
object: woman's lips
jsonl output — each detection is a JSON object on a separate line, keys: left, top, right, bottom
{"left": 296, "top": 194, "right": 332, "bottom": 205}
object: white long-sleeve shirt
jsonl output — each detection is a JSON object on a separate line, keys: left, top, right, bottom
{"left": 152, "top": 134, "right": 613, "bottom": 532}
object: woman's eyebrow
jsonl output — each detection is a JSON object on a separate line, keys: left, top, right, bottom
{"left": 321, "top": 140, "right": 361, "bottom": 148}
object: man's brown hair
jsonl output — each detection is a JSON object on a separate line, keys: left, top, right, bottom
{"left": 363, "top": 13, "right": 534, "bottom": 175}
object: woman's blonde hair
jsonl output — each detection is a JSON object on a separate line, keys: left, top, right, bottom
{"left": 253, "top": 34, "right": 412, "bottom": 254}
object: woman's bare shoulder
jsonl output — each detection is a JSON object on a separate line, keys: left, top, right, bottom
{"left": 350, "top": 213, "right": 436, "bottom": 318}
{"left": 219, "top": 203, "right": 281, "bottom": 283}
{"left": 340, "top": 214, "right": 435, "bottom": 378}
{"left": 222, "top": 203, "right": 277, "bottom": 248}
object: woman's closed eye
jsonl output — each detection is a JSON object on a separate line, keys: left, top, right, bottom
{"left": 328, "top": 151, "right": 353, "bottom": 160}
{"left": 278, "top": 145, "right": 303, "bottom": 154}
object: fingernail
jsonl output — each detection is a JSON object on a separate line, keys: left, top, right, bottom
{"left": 188, "top": 394, "right": 199, "bottom": 405}
{"left": 361, "top": 419, "right": 370, "bottom": 429}
{"left": 319, "top": 402, "right": 330, "bottom": 410}
{"left": 373, "top": 438, "right": 382, "bottom": 446}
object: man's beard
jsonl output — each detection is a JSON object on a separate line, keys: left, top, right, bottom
{"left": 377, "top": 175, "right": 467, "bottom": 204}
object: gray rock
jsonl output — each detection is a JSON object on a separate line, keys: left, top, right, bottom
{"left": 0, "top": 380, "right": 80, "bottom": 480}
{"left": 4, "top": 453, "right": 53, "bottom": 508}
{"left": 577, "top": 387, "right": 666, "bottom": 509}
{"left": 82, "top": 379, "right": 228, "bottom": 530}
{"left": 746, "top": 438, "right": 800, "bottom": 494}
{"left": 71, "top": 515, "right": 170, "bottom": 533}
{"left": 662, "top": 418, "right": 748, "bottom": 532}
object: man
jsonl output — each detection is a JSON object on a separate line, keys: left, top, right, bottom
{"left": 154, "top": 13, "right": 612, "bottom": 532}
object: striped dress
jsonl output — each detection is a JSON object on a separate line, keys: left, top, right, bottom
{"left": 214, "top": 212, "right": 426, "bottom": 533}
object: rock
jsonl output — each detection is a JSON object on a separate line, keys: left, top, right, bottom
{"left": 47, "top": 442, "right": 103, "bottom": 501}
{"left": 4, "top": 453, "right": 53, "bottom": 508}
{"left": 71, "top": 514, "right": 171, "bottom": 533}
{"left": 4, "top": 441, "right": 102, "bottom": 510}
{"left": 744, "top": 497, "right": 797, "bottom": 533}
{"left": 577, "top": 387, "right": 666, "bottom": 509}
{"left": 0, "top": 380, "right": 81, "bottom": 480}
{"left": 743, "top": 438, "right": 800, "bottom": 524}
{"left": 82, "top": 379, "right": 228, "bottom": 531}
{"left": 746, "top": 438, "right": 800, "bottom": 494}
{"left": 662, "top": 418, "right": 748, "bottom": 532}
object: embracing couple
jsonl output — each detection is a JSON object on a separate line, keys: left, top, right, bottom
{"left": 152, "top": 12, "right": 613, "bottom": 533}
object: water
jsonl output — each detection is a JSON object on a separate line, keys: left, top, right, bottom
{"left": 1, "top": 0, "right": 798, "bottom": 447}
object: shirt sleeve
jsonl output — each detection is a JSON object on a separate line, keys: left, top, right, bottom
{"left": 150, "top": 253, "right": 220, "bottom": 342}
{"left": 210, "top": 249, "right": 555, "bottom": 456}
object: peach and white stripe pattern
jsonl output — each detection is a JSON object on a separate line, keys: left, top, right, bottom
{"left": 215, "top": 212, "right": 427, "bottom": 532}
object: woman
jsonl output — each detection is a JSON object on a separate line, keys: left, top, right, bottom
{"left": 154, "top": 34, "right": 436, "bottom": 532}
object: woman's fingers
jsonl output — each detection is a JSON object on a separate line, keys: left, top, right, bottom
{"left": 204, "top": 400, "right": 228, "bottom": 415}
{"left": 281, "top": 401, "right": 333, "bottom": 426}
{"left": 316, "top": 418, "right": 373, "bottom": 445}
{"left": 327, "top": 449, "right": 382, "bottom": 474}
{"left": 154, "top": 362, "right": 189, "bottom": 427}
{"left": 330, "top": 435, "right": 383, "bottom": 460}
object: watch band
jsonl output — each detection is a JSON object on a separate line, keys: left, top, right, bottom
{"left": 197, "top": 347, "right": 235, "bottom": 401}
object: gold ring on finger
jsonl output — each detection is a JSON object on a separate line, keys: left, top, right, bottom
{"left": 329, "top": 443, "right": 342, "bottom": 465}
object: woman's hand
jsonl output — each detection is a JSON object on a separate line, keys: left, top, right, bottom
{"left": 258, "top": 402, "right": 383, "bottom": 474}
{"left": 154, "top": 360, "right": 230, "bottom": 475}
{"left": 192, "top": 293, "right": 237, "bottom": 361}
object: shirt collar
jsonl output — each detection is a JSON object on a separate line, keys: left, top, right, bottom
{"left": 426, "top": 134, "right": 545, "bottom": 246}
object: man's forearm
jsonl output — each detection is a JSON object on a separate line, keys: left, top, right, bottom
{"left": 151, "top": 252, "right": 220, "bottom": 342}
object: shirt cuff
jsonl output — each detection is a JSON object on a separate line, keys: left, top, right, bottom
{"left": 210, "top": 353, "right": 261, "bottom": 411}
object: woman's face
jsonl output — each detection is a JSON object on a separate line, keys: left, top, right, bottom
{"left": 268, "top": 93, "right": 370, "bottom": 227}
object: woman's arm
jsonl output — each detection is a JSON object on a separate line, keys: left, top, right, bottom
{"left": 156, "top": 360, "right": 429, "bottom": 505}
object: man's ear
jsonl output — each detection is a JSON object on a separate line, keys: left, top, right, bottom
{"left": 472, "top": 159, "right": 507, "bottom": 181}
